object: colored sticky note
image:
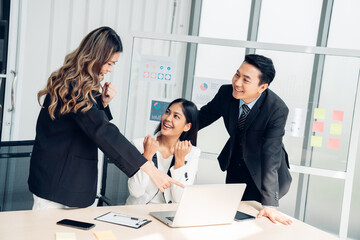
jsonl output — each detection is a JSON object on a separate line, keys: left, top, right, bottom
{"left": 332, "top": 110, "right": 344, "bottom": 121}
{"left": 314, "top": 108, "right": 326, "bottom": 119}
{"left": 55, "top": 232, "right": 76, "bottom": 240}
{"left": 94, "top": 230, "right": 116, "bottom": 240}
{"left": 311, "top": 136, "right": 322, "bottom": 147}
{"left": 330, "top": 124, "right": 342, "bottom": 135}
{"left": 312, "top": 121, "right": 324, "bottom": 132}
{"left": 328, "top": 138, "right": 340, "bottom": 150}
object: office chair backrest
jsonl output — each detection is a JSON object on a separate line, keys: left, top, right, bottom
{"left": 0, "top": 140, "right": 34, "bottom": 211}
{"left": 97, "top": 155, "right": 130, "bottom": 206}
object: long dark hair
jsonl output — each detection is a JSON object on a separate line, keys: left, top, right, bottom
{"left": 154, "top": 98, "right": 199, "bottom": 146}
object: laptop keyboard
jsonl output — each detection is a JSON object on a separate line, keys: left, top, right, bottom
{"left": 166, "top": 217, "right": 174, "bottom": 222}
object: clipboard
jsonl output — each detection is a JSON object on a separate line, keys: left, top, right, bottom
{"left": 95, "top": 212, "right": 151, "bottom": 229}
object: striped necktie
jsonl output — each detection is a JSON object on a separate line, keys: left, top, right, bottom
{"left": 237, "top": 104, "right": 250, "bottom": 130}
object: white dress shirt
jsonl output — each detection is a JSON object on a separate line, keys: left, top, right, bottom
{"left": 126, "top": 137, "right": 201, "bottom": 205}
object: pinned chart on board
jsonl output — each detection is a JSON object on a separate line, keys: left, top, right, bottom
{"left": 139, "top": 55, "right": 177, "bottom": 85}
{"left": 145, "top": 99, "right": 171, "bottom": 135}
{"left": 285, "top": 108, "right": 306, "bottom": 137}
{"left": 149, "top": 99, "right": 170, "bottom": 122}
{"left": 311, "top": 108, "right": 344, "bottom": 150}
{"left": 191, "top": 77, "right": 229, "bottom": 105}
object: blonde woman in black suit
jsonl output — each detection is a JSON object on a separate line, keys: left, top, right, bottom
{"left": 28, "top": 26, "right": 182, "bottom": 209}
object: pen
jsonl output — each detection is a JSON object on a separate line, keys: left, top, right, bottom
{"left": 113, "top": 213, "right": 135, "bottom": 219}
{"left": 113, "top": 214, "right": 146, "bottom": 222}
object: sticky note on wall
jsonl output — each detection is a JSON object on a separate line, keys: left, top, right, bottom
{"left": 314, "top": 108, "right": 326, "bottom": 119}
{"left": 312, "top": 121, "right": 324, "bottom": 132}
{"left": 328, "top": 138, "right": 340, "bottom": 150}
{"left": 332, "top": 110, "right": 344, "bottom": 121}
{"left": 311, "top": 136, "right": 322, "bottom": 147}
{"left": 330, "top": 124, "right": 342, "bottom": 135}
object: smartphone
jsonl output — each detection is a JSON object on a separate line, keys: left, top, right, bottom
{"left": 234, "top": 211, "right": 256, "bottom": 221}
{"left": 56, "top": 219, "right": 95, "bottom": 230}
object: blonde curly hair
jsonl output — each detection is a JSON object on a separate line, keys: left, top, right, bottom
{"left": 38, "top": 26, "right": 122, "bottom": 119}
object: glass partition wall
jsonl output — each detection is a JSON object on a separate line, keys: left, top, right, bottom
{"left": 124, "top": 33, "right": 360, "bottom": 239}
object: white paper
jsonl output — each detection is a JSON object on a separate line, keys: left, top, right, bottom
{"left": 285, "top": 108, "right": 306, "bottom": 137}
{"left": 191, "top": 77, "right": 229, "bottom": 105}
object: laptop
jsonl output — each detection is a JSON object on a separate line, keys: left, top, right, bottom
{"left": 150, "top": 184, "right": 246, "bottom": 227}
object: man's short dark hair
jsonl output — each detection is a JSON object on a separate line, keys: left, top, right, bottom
{"left": 244, "top": 54, "right": 276, "bottom": 86}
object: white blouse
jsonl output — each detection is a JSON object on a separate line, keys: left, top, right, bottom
{"left": 126, "top": 137, "right": 201, "bottom": 205}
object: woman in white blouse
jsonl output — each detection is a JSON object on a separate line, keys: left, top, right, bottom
{"left": 126, "top": 98, "right": 200, "bottom": 205}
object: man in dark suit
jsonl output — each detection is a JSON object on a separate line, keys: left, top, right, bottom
{"left": 199, "top": 54, "right": 292, "bottom": 225}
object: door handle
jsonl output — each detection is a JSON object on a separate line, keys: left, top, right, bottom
{"left": 8, "top": 70, "right": 17, "bottom": 112}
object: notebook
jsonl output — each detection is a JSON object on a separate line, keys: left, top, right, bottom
{"left": 150, "top": 184, "right": 246, "bottom": 227}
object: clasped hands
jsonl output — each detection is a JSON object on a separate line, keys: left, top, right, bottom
{"left": 142, "top": 135, "right": 192, "bottom": 169}
{"left": 142, "top": 135, "right": 191, "bottom": 191}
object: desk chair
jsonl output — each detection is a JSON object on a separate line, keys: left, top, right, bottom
{"left": 97, "top": 155, "right": 113, "bottom": 206}
{"left": 97, "top": 155, "right": 130, "bottom": 206}
{"left": 0, "top": 140, "right": 34, "bottom": 211}
{"left": 0, "top": 141, "right": 128, "bottom": 209}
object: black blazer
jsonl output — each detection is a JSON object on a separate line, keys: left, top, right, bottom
{"left": 199, "top": 85, "right": 291, "bottom": 206}
{"left": 28, "top": 95, "right": 146, "bottom": 207}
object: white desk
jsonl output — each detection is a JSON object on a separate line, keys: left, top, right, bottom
{"left": 0, "top": 201, "right": 338, "bottom": 240}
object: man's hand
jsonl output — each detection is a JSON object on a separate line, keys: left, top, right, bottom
{"left": 102, "top": 82, "right": 117, "bottom": 108}
{"left": 257, "top": 206, "right": 292, "bottom": 225}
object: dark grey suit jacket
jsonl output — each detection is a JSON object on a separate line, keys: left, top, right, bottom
{"left": 199, "top": 85, "right": 292, "bottom": 206}
{"left": 28, "top": 94, "right": 146, "bottom": 207}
